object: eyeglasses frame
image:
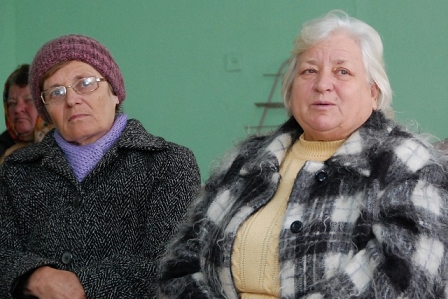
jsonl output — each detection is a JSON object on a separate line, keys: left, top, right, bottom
{"left": 40, "top": 77, "right": 106, "bottom": 105}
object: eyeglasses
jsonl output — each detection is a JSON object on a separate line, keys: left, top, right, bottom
{"left": 41, "top": 77, "right": 106, "bottom": 105}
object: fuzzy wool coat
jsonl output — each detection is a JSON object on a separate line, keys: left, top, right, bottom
{"left": 159, "top": 111, "right": 448, "bottom": 299}
{"left": 0, "top": 119, "right": 201, "bottom": 298}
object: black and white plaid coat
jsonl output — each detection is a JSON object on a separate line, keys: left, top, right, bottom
{"left": 159, "top": 111, "right": 448, "bottom": 298}
{"left": 0, "top": 119, "right": 200, "bottom": 298}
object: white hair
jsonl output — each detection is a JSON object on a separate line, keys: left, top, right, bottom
{"left": 281, "top": 10, "right": 394, "bottom": 119}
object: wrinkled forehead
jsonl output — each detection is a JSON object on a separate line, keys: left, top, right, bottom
{"left": 298, "top": 32, "right": 364, "bottom": 66}
{"left": 42, "top": 61, "right": 102, "bottom": 88}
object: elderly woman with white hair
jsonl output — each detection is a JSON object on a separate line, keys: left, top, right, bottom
{"left": 158, "top": 10, "right": 448, "bottom": 299}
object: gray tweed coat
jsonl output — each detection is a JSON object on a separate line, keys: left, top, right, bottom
{"left": 0, "top": 119, "right": 201, "bottom": 298}
{"left": 159, "top": 111, "right": 448, "bottom": 298}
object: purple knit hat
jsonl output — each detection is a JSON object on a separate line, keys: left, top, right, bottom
{"left": 29, "top": 34, "right": 126, "bottom": 123}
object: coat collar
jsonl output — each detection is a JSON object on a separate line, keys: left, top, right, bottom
{"left": 238, "top": 111, "right": 395, "bottom": 178}
{"left": 5, "top": 118, "right": 170, "bottom": 165}
{"left": 116, "top": 119, "right": 170, "bottom": 151}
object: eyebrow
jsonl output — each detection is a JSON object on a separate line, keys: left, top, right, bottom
{"left": 44, "top": 75, "right": 92, "bottom": 90}
{"left": 302, "top": 59, "right": 318, "bottom": 65}
{"left": 301, "top": 58, "right": 350, "bottom": 65}
{"left": 335, "top": 59, "right": 349, "bottom": 65}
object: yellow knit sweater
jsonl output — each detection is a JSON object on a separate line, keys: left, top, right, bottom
{"left": 231, "top": 135, "right": 344, "bottom": 299}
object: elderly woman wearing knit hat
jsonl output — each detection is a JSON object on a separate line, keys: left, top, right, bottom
{"left": 0, "top": 35, "right": 200, "bottom": 298}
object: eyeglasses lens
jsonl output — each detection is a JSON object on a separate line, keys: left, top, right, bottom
{"left": 42, "top": 77, "right": 100, "bottom": 104}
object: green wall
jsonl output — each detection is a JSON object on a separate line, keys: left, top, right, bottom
{"left": 1, "top": 0, "right": 448, "bottom": 181}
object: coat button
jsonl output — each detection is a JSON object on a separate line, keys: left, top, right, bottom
{"left": 290, "top": 221, "right": 303, "bottom": 233}
{"left": 61, "top": 251, "right": 73, "bottom": 265}
{"left": 73, "top": 196, "right": 80, "bottom": 209}
{"left": 315, "top": 170, "right": 328, "bottom": 182}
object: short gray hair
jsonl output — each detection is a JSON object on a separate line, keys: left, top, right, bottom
{"left": 281, "top": 10, "right": 394, "bottom": 119}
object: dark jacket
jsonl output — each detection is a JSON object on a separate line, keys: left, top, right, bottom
{"left": 0, "top": 129, "right": 15, "bottom": 157}
{"left": 0, "top": 119, "right": 201, "bottom": 298}
{"left": 159, "top": 111, "right": 448, "bottom": 299}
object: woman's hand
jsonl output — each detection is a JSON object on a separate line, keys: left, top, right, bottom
{"left": 25, "top": 266, "right": 86, "bottom": 299}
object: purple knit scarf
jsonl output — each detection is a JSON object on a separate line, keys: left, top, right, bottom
{"left": 54, "top": 114, "right": 128, "bottom": 181}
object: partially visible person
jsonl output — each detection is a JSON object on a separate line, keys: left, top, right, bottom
{"left": 0, "top": 64, "right": 51, "bottom": 163}
{"left": 434, "top": 137, "right": 448, "bottom": 152}
{"left": 0, "top": 34, "right": 200, "bottom": 298}
{"left": 159, "top": 10, "right": 448, "bottom": 299}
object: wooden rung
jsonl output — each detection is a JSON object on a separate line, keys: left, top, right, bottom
{"left": 254, "top": 102, "right": 284, "bottom": 108}
{"left": 245, "top": 125, "right": 279, "bottom": 129}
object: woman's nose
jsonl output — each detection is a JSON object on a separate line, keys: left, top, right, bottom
{"left": 314, "top": 71, "right": 334, "bottom": 93}
{"left": 14, "top": 99, "right": 26, "bottom": 112}
{"left": 64, "top": 88, "right": 82, "bottom": 106}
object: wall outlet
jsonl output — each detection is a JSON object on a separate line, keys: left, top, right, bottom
{"left": 225, "top": 53, "right": 242, "bottom": 71}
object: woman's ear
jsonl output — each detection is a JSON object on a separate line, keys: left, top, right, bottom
{"left": 370, "top": 84, "right": 379, "bottom": 110}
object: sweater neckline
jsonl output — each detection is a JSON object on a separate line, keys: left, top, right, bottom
{"left": 290, "top": 133, "right": 345, "bottom": 161}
